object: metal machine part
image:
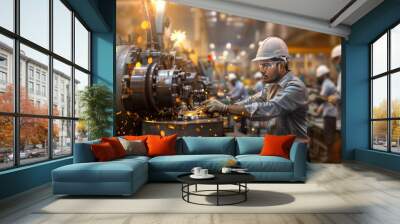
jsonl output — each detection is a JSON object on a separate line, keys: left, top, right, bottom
{"left": 121, "top": 61, "right": 203, "bottom": 114}
{"left": 142, "top": 118, "right": 224, "bottom": 137}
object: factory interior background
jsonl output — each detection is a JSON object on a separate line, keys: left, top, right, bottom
{"left": 115, "top": 0, "right": 341, "bottom": 163}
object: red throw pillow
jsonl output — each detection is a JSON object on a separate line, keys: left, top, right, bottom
{"left": 146, "top": 134, "right": 177, "bottom": 157}
{"left": 91, "top": 142, "right": 117, "bottom": 161}
{"left": 101, "top": 137, "right": 126, "bottom": 158}
{"left": 260, "top": 134, "right": 296, "bottom": 159}
{"left": 124, "top": 135, "right": 148, "bottom": 141}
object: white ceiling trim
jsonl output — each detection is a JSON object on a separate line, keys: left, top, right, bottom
{"left": 168, "top": 0, "right": 351, "bottom": 37}
{"left": 330, "top": 0, "right": 368, "bottom": 27}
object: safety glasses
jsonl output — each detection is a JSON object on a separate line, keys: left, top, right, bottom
{"left": 258, "top": 61, "right": 279, "bottom": 70}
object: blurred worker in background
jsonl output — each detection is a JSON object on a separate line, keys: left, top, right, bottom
{"left": 253, "top": 71, "right": 264, "bottom": 93}
{"left": 203, "top": 36, "right": 308, "bottom": 141}
{"left": 226, "top": 72, "right": 248, "bottom": 133}
{"left": 315, "top": 64, "right": 338, "bottom": 162}
{"left": 331, "top": 45, "right": 341, "bottom": 95}
{"left": 227, "top": 72, "right": 248, "bottom": 102}
{"left": 331, "top": 44, "right": 342, "bottom": 121}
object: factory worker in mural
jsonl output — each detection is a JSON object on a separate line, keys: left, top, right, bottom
{"left": 315, "top": 64, "right": 338, "bottom": 159}
{"left": 227, "top": 72, "right": 249, "bottom": 102}
{"left": 203, "top": 37, "right": 309, "bottom": 141}
{"left": 253, "top": 71, "right": 264, "bottom": 93}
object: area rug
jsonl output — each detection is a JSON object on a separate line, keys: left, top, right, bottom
{"left": 37, "top": 183, "right": 362, "bottom": 214}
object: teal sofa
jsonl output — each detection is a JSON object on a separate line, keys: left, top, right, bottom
{"left": 52, "top": 137, "right": 307, "bottom": 196}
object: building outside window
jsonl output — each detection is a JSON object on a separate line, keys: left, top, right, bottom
{"left": 41, "top": 85, "right": 46, "bottom": 97}
{"left": 28, "top": 66, "right": 34, "bottom": 80}
{"left": 28, "top": 81, "right": 34, "bottom": 94}
{"left": 35, "top": 83, "right": 40, "bottom": 95}
{"left": 41, "top": 73, "right": 46, "bottom": 83}
{"left": 35, "top": 70, "right": 41, "bottom": 81}
{"left": 0, "top": 54, "right": 7, "bottom": 90}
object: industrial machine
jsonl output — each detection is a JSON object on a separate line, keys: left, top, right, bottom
{"left": 118, "top": 46, "right": 209, "bottom": 117}
{"left": 115, "top": 0, "right": 222, "bottom": 136}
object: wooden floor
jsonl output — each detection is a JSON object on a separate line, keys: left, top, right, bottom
{"left": 1, "top": 162, "right": 400, "bottom": 224}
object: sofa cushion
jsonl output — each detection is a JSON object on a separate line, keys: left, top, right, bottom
{"left": 149, "top": 154, "right": 235, "bottom": 172}
{"left": 181, "top": 137, "right": 235, "bottom": 155}
{"left": 147, "top": 134, "right": 177, "bottom": 157}
{"left": 115, "top": 155, "right": 150, "bottom": 163}
{"left": 236, "top": 137, "right": 264, "bottom": 155}
{"left": 101, "top": 137, "right": 127, "bottom": 158}
{"left": 118, "top": 138, "right": 147, "bottom": 156}
{"left": 73, "top": 139, "right": 100, "bottom": 163}
{"left": 53, "top": 159, "right": 147, "bottom": 183}
{"left": 124, "top": 135, "right": 148, "bottom": 141}
{"left": 260, "top": 134, "right": 296, "bottom": 159}
{"left": 236, "top": 155, "right": 293, "bottom": 172}
{"left": 91, "top": 142, "right": 118, "bottom": 161}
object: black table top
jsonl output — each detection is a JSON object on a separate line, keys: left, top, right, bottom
{"left": 177, "top": 172, "right": 255, "bottom": 185}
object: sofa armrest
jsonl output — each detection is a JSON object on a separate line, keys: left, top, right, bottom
{"left": 289, "top": 142, "right": 307, "bottom": 181}
{"left": 73, "top": 140, "right": 100, "bottom": 163}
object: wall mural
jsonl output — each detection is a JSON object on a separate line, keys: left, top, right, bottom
{"left": 115, "top": 0, "right": 342, "bottom": 163}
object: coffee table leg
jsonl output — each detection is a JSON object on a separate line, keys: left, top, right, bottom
{"left": 216, "top": 184, "right": 219, "bottom": 206}
{"left": 195, "top": 184, "right": 198, "bottom": 192}
{"left": 187, "top": 184, "right": 190, "bottom": 202}
{"left": 245, "top": 183, "right": 247, "bottom": 201}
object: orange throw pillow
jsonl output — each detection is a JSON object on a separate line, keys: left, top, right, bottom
{"left": 260, "top": 134, "right": 296, "bottom": 159}
{"left": 124, "top": 135, "right": 148, "bottom": 141}
{"left": 91, "top": 142, "right": 117, "bottom": 161}
{"left": 101, "top": 137, "right": 126, "bottom": 158}
{"left": 146, "top": 134, "right": 177, "bottom": 157}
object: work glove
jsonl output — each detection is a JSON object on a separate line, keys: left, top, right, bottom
{"left": 203, "top": 99, "right": 228, "bottom": 113}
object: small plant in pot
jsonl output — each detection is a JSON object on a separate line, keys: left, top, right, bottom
{"left": 79, "top": 84, "right": 113, "bottom": 140}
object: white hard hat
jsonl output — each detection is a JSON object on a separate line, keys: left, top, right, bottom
{"left": 254, "top": 72, "right": 262, "bottom": 79}
{"left": 252, "top": 36, "right": 290, "bottom": 62}
{"left": 316, "top": 65, "right": 330, "bottom": 78}
{"left": 331, "top": 45, "right": 341, "bottom": 59}
{"left": 227, "top": 73, "right": 237, "bottom": 81}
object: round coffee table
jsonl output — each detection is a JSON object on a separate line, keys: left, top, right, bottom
{"left": 177, "top": 173, "right": 255, "bottom": 206}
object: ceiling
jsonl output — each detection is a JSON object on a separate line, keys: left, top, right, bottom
{"left": 169, "top": 0, "right": 384, "bottom": 37}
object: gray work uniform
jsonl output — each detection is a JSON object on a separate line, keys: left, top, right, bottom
{"left": 236, "top": 72, "right": 308, "bottom": 139}
{"left": 229, "top": 80, "right": 249, "bottom": 102}
{"left": 319, "top": 78, "right": 338, "bottom": 148}
{"left": 254, "top": 80, "right": 264, "bottom": 93}
{"left": 319, "top": 78, "right": 338, "bottom": 118}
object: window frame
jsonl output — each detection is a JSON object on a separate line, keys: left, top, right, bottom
{"left": 370, "top": 20, "right": 400, "bottom": 154}
{"left": 0, "top": 0, "right": 92, "bottom": 171}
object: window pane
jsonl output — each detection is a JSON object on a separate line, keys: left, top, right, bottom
{"left": 20, "top": 117, "right": 49, "bottom": 165}
{"left": 53, "top": 119, "right": 72, "bottom": 158}
{"left": 53, "top": 59, "right": 72, "bottom": 117}
{"left": 20, "top": 44, "right": 49, "bottom": 115}
{"left": 372, "top": 33, "right": 387, "bottom": 76}
{"left": 0, "top": 0, "right": 14, "bottom": 31}
{"left": 53, "top": 0, "right": 72, "bottom": 60}
{"left": 391, "top": 120, "right": 400, "bottom": 153}
{"left": 20, "top": 0, "right": 49, "bottom": 49}
{"left": 391, "top": 24, "right": 400, "bottom": 70}
{"left": 0, "top": 116, "right": 13, "bottom": 170}
{"left": 372, "top": 77, "right": 387, "bottom": 119}
{"left": 74, "top": 69, "right": 89, "bottom": 118}
{"left": 0, "top": 34, "right": 14, "bottom": 112}
{"left": 372, "top": 121, "right": 388, "bottom": 151}
{"left": 391, "top": 72, "right": 400, "bottom": 118}
{"left": 75, "top": 120, "right": 88, "bottom": 143}
{"left": 75, "top": 18, "right": 89, "bottom": 70}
